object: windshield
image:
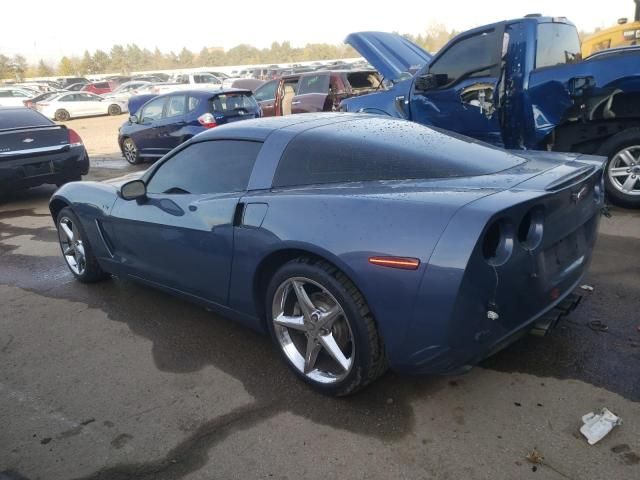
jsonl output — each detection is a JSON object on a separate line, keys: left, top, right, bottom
{"left": 536, "top": 23, "right": 582, "bottom": 68}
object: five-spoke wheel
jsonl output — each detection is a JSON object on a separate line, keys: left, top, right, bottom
{"left": 272, "top": 277, "right": 355, "bottom": 383}
{"left": 267, "top": 258, "right": 386, "bottom": 396}
{"left": 56, "top": 207, "right": 109, "bottom": 283}
{"left": 58, "top": 216, "right": 86, "bottom": 275}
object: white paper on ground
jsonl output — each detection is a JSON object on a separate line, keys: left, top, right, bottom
{"left": 580, "top": 408, "right": 622, "bottom": 445}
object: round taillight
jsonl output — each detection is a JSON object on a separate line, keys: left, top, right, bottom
{"left": 518, "top": 207, "right": 544, "bottom": 251}
{"left": 482, "top": 219, "right": 514, "bottom": 266}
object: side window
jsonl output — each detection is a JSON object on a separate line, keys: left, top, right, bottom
{"left": 535, "top": 23, "right": 582, "bottom": 68}
{"left": 254, "top": 80, "right": 277, "bottom": 101}
{"left": 146, "top": 140, "right": 262, "bottom": 195}
{"left": 166, "top": 95, "right": 186, "bottom": 117}
{"left": 59, "top": 94, "right": 75, "bottom": 102}
{"left": 296, "top": 74, "right": 330, "bottom": 95}
{"left": 83, "top": 93, "right": 102, "bottom": 101}
{"left": 12, "top": 90, "right": 29, "bottom": 98}
{"left": 428, "top": 30, "right": 497, "bottom": 85}
{"left": 140, "top": 97, "right": 166, "bottom": 122}
{"left": 0, "top": 91, "right": 10, "bottom": 97}
{"left": 187, "top": 96, "right": 199, "bottom": 112}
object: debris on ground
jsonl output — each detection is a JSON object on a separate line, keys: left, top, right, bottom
{"left": 525, "top": 448, "right": 544, "bottom": 465}
{"left": 580, "top": 408, "right": 622, "bottom": 445}
{"left": 588, "top": 320, "right": 608, "bottom": 332}
{"left": 580, "top": 284, "right": 595, "bottom": 292}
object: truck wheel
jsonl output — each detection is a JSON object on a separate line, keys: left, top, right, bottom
{"left": 597, "top": 128, "right": 640, "bottom": 208}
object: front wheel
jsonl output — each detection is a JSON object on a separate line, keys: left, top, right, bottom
{"left": 597, "top": 128, "right": 640, "bottom": 208}
{"left": 56, "top": 207, "right": 109, "bottom": 283}
{"left": 122, "top": 137, "right": 141, "bottom": 165}
{"left": 266, "top": 258, "right": 387, "bottom": 396}
{"left": 108, "top": 104, "right": 122, "bottom": 116}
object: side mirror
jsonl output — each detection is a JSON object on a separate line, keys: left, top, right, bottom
{"left": 120, "top": 179, "right": 147, "bottom": 201}
{"left": 129, "top": 115, "right": 138, "bottom": 124}
{"left": 414, "top": 73, "right": 447, "bottom": 91}
{"left": 568, "top": 76, "right": 595, "bottom": 98}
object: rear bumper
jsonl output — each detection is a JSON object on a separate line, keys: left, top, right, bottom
{"left": 396, "top": 280, "right": 588, "bottom": 375}
{"left": 0, "top": 146, "right": 89, "bottom": 191}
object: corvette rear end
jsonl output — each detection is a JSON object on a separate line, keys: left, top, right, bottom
{"left": 400, "top": 155, "right": 604, "bottom": 374}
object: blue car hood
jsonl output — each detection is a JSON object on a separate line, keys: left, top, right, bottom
{"left": 345, "top": 31, "right": 432, "bottom": 81}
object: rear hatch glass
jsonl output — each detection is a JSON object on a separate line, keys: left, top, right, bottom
{"left": 208, "top": 92, "right": 259, "bottom": 124}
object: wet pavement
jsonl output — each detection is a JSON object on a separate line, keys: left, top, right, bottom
{"left": 0, "top": 163, "right": 639, "bottom": 480}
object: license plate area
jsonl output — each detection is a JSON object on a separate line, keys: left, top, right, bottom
{"left": 23, "top": 161, "right": 54, "bottom": 178}
{"left": 542, "top": 220, "right": 591, "bottom": 284}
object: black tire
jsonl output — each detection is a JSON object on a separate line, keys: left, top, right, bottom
{"left": 122, "top": 137, "right": 142, "bottom": 165}
{"left": 55, "top": 109, "right": 70, "bottom": 122}
{"left": 56, "top": 207, "right": 110, "bottom": 283}
{"left": 265, "top": 257, "right": 387, "bottom": 396}
{"left": 596, "top": 128, "right": 640, "bottom": 208}
{"left": 108, "top": 104, "right": 122, "bottom": 116}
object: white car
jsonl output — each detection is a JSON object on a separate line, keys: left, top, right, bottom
{"left": 0, "top": 87, "right": 35, "bottom": 107}
{"left": 36, "top": 92, "right": 127, "bottom": 121}
{"left": 101, "top": 81, "right": 151, "bottom": 108}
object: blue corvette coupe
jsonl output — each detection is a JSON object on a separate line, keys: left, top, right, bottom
{"left": 50, "top": 113, "right": 604, "bottom": 395}
{"left": 118, "top": 89, "right": 260, "bottom": 165}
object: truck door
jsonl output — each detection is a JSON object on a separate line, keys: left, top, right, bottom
{"left": 409, "top": 25, "right": 506, "bottom": 146}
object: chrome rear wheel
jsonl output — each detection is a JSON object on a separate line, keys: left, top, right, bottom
{"left": 272, "top": 277, "right": 355, "bottom": 384}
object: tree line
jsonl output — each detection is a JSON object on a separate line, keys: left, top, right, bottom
{"left": 1, "top": 23, "right": 599, "bottom": 80}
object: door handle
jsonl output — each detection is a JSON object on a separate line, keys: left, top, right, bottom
{"left": 291, "top": 101, "right": 301, "bottom": 105}
{"left": 264, "top": 104, "right": 273, "bottom": 108}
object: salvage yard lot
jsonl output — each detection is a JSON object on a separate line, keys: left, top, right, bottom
{"left": 1, "top": 118, "right": 640, "bottom": 479}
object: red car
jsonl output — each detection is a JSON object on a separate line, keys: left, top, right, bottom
{"left": 253, "top": 70, "right": 382, "bottom": 117}
{"left": 81, "top": 81, "right": 116, "bottom": 95}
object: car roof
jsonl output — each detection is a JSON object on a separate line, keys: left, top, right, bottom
{"left": 193, "top": 112, "right": 378, "bottom": 142}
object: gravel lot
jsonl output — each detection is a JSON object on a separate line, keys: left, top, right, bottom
{"left": 1, "top": 116, "right": 639, "bottom": 480}
{"left": 60, "top": 114, "right": 128, "bottom": 161}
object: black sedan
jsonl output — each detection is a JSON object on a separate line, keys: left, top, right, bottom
{"left": 0, "top": 107, "right": 89, "bottom": 192}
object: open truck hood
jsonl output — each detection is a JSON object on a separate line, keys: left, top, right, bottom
{"left": 345, "top": 31, "right": 432, "bottom": 81}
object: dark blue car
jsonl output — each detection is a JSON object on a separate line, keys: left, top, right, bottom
{"left": 118, "top": 89, "right": 260, "bottom": 164}
{"left": 51, "top": 113, "right": 603, "bottom": 395}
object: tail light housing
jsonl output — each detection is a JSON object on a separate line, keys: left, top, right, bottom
{"left": 68, "top": 128, "right": 83, "bottom": 146}
{"left": 482, "top": 218, "right": 514, "bottom": 266}
{"left": 518, "top": 207, "right": 544, "bottom": 251}
{"left": 198, "top": 113, "right": 217, "bottom": 129}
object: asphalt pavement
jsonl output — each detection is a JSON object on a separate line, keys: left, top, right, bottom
{"left": 0, "top": 163, "right": 639, "bottom": 480}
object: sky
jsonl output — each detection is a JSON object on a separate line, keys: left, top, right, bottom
{"left": 1, "top": 0, "right": 636, "bottom": 63}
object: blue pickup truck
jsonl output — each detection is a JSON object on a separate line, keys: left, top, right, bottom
{"left": 341, "top": 15, "right": 640, "bottom": 207}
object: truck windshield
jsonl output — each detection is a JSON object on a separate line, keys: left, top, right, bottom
{"left": 536, "top": 23, "right": 582, "bottom": 68}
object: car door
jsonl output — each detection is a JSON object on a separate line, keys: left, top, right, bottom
{"left": 253, "top": 80, "right": 278, "bottom": 117}
{"left": 291, "top": 73, "right": 331, "bottom": 114}
{"left": 82, "top": 92, "right": 107, "bottom": 115}
{"left": 409, "top": 26, "right": 506, "bottom": 146}
{"left": 154, "top": 94, "right": 188, "bottom": 152}
{"left": 105, "top": 139, "right": 262, "bottom": 304}
{"left": 71, "top": 92, "right": 99, "bottom": 116}
{"left": 132, "top": 96, "right": 168, "bottom": 157}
